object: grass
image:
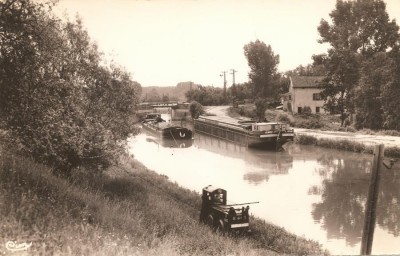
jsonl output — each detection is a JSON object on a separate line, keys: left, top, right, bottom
{"left": 0, "top": 152, "right": 327, "bottom": 255}
{"left": 295, "top": 134, "right": 400, "bottom": 158}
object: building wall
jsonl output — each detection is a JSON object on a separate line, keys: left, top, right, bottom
{"left": 292, "top": 87, "right": 325, "bottom": 114}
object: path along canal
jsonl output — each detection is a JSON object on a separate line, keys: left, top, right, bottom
{"left": 128, "top": 132, "right": 400, "bottom": 255}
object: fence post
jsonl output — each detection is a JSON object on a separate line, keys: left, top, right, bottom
{"left": 360, "top": 144, "right": 384, "bottom": 255}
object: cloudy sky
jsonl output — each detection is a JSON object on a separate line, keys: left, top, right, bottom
{"left": 55, "top": 0, "right": 400, "bottom": 87}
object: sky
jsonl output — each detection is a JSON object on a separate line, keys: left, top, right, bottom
{"left": 55, "top": 0, "right": 400, "bottom": 87}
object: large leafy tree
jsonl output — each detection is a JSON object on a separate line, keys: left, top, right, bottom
{"left": 317, "top": 0, "right": 399, "bottom": 127}
{"left": 0, "top": 0, "right": 141, "bottom": 174}
{"left": 381, "top": 46, "right": 400, "bottom": 130}
{"left": 354, "top": 52, "right": 389, "bottom": 129}
{"left": 243, "top": 40, "right": 280, "bottom": 101}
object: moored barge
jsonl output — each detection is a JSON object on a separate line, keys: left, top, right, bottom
{"left": 142, "top": 113, "right": 193, "bottom": 140}
{"left": 194, "top": 116, "right": 294, "bottom": 150}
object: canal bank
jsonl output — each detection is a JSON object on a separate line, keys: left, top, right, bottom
{"left": 0, "top": 149, "right": 327, "bottom": 255}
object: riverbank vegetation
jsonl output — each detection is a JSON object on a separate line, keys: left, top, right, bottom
{"left": 295, "top": 134, "right": 400, "bottom": 159}
{"left": 0, "top": 0, "right": 141, "bottom": 176}
{"left": 0, "top": 152, "right": 328, "bottom": 255}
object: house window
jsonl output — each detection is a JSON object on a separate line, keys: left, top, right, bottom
{"left": 298, "top": 107, "right": 302, "bottom": 113}
{"left": 316, "top": 107, "right": 320, "bottom": 113}
{"left": 313, "top": 93, "right": 322, "bottom": 101}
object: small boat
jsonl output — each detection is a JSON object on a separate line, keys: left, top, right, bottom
{"left": 142, "top": 113, "right": 193, "bottom": 140}
{"left": 194, "top": 115, "right": 294, "bottom": 150}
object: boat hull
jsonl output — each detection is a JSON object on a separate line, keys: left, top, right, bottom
{"left": 142, "top": 122, "right": 193, "bottom": 140}
{"left": 194, "top": 118, "right": 294, "bottom": 150}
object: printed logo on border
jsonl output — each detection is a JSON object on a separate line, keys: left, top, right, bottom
{"left": 5, "top": 241, "right": 32, "bottom": 252}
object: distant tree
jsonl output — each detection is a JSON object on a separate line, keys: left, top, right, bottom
{"left": 162, "top": 94, "right": 169, "bottom": 102}
{"left": 185, "top": 85, "right": 225, "bottom": 106}
{"left": 317, "top": 0, "right": 399, "bottom": 127}
{"left": 244, "top": 40, "right": 280, "bottom": 101}
{"left": 228, "top": 82, "right": 252, "bottom": 101}
{"left": 189, "top": 101, "right": 203, "bottom": 119}
{"left": 147, "top": 88, "right": 161, "bottom": 102}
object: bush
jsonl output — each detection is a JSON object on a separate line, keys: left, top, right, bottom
{"left": 302, "top": 106, "right": 312, "bottom": 115}
{"left": 295, "top": 135, "right": 318, "bottom": 145}
{"left": 189, "top": 101, "right": 204, "bottom": 119}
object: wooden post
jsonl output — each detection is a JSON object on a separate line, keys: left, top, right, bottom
{"left": 360, "top": 144, "right": 384, "bottom": 255}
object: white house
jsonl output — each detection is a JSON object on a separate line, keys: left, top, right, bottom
{"left": 282, "top": 76, "right": 326, "bottom": 114}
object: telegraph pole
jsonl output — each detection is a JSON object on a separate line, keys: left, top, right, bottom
{"left": 220, "top": 71, "right": 227, "bottom": 100}
{"left": 230, "top": 69, "right": 237, "bottom": 106}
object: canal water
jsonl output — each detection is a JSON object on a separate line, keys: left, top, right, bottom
{"left": 128, "top": 132, "right": 400, "bottom": 255}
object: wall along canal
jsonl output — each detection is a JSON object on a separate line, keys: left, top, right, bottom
{"left": 128, "top": 132, "right": 400, "bottom": 255}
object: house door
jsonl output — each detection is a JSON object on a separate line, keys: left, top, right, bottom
{"left": 298, "top": 107, "right": 302, "bottom": 113}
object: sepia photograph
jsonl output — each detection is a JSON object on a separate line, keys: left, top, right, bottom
{"left": 1, "top": 0, "right": 400, "bottom": 255}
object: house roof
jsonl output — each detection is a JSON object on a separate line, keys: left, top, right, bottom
{"left": 291, "top": 76, "right": 324, "bottom": 88}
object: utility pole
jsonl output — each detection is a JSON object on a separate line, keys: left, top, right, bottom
{"left": 230, "top": 69, "right": 237, "bottom": 107}
{"left": 220, "top": 71, "right": 227, "bottom": 100}
{"left": 358, "top": 144, "right": 400, "bottom": 255}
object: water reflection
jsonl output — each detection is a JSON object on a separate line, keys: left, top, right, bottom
{"left": 195, "top": 133, "right": 293, "bottom": 184}
{"left": 129, "top": 132, "right": 400, "bottom": 254}
{"left": 146, "top": 136, "right": 193, "bottom": 148}
{"left": 310, "top": 150, "right": 400, "bottom": 249}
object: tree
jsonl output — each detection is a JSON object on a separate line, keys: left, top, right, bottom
{"left": 0, "top": 0, "right": 141, "bottom": 175}
{"left": 317, "top": 0, "right": 399, "bottom": 127}
{"left": 185, "top": 85, "right": 226, "bottom": 106}
{"left": 243, "top": 40, "right": 280, "bottom": 100}
{"left": 254, "top": 98, "right": 268, "bottom": 122}
{"left": 381, "top": 46, "right": 400, "bottom": 130}
{"left": 320, "top": 49, "right": 360, "bottom": 125}
{"left": 228, "top": 82, "right": 252, "bottom": 102}
{"left": 189, "top": 101, "right": 203, "bottom": 119}
{"left": 354, "top": 52, "right": 389, "bottom": 130}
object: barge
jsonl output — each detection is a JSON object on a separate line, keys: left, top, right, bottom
{"left": 193, "top": 116, "right": 294, "bottom": 150}
{"left": 142, "top": 113, "right": 193, "bottom": 140}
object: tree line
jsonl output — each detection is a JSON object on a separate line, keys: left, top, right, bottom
{"left": 0, "top": 0, "right": 142, "bottom": 175}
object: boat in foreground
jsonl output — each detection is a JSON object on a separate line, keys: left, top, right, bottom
{"left": 193, "top": 115, "right": 294, "bottom": 150}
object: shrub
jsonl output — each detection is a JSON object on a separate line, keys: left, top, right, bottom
{"left": 189, "top": 101, "right": 204, "bottom": 119}
{"left": 302, "top": 106, "right": 312, "bottom": 115}
{"left": 295, "top": 135, "right": 318, "bottom": 145}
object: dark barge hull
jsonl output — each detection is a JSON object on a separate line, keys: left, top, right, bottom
{"left": 142, "top": 122, "right": 193, "bottom": 140}
{"left": 193, "top": 117, "right": 294, "bottom": 150}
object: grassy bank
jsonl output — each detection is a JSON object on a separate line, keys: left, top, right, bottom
{"left": 0, "top": 152, "right": 327, "bottom": 255}
{"left": 295, "top": 134, "right": 400, "bottom": 158}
